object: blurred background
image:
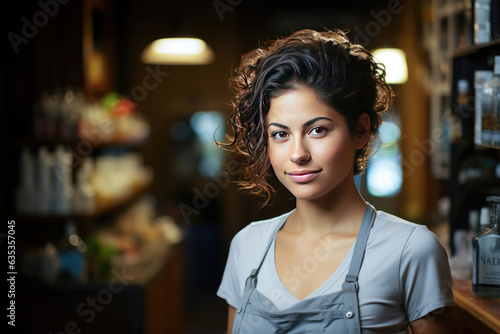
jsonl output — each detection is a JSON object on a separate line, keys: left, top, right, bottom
{"left": 1, "top": 0, "right": 500, "bottom": 333}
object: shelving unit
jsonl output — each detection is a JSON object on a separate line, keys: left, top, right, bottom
{"left": 428, "top": 0, "right": 500, "bottom": 252}
{"left": 8, "top": 96, "right": 177, "bottom": 332}
{"left": 426, "top": 5, "right": 500, "bottom": 330}
{"left": 1, "top": 1, "right": 186, "bottom": 332}
{"left": 11, "top": 126, "right": 153, "bottom": 232}
{"left": 448, "top": 38, "right": 500, "bottom": 249}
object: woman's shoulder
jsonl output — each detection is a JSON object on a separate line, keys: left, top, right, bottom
{"left": 373, "top": 210, "right": 446, "bottom": 255}
{"left": 230, "top": 210, "right": 293, "bottom": 252}
{"left": 375, "top": 210, "right": 420, "bottom": 228}
{"left": 374, "top": 211, "right": 432, "bottom": 235}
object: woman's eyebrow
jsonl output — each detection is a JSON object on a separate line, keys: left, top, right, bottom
{"left": 267, "top": 122, "right": 289, "bottom": 129}
{"left": 267, "top": 117, "right": 334, "bottom": 129}
{"left": 303, "top": 117, "right": 334, "bottom": 127}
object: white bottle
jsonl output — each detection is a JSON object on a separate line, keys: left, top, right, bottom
{"left": 36, "top": 147, "right": 52, "bottom": 214}
{"left": 16, "top": 148, "right": 36, "bottom": 214}
{"left": 481, "top": 56, "right": 500, "bottom": 147}
{"left": 73, "top": 159, "right": 95, "bottom": 214}
{"left": 474, "top": 0, "right": 491, "bottom": 44}
{"left": 475, "top": 70, "right": 494, "bottom": 145}
{"left": 491, "top": 56, "right": 500, "bottom": 146}
{"left": 51, "top": 146, "right": 74, "bottom": 214}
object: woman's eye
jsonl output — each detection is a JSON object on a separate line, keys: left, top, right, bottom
{"left": 271, "top": 131, "right": 289, "bottom": 140}
{"left": 308, "top": 127, "right": 328, "bottom": 136}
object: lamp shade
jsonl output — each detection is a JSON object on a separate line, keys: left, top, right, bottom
{"left": 141, "top": 38, "right": 215, "bottom": 65}
{"left": 373, "top": 48, "right": 408, "bottom": 84}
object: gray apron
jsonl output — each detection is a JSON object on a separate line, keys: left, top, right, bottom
{"left": 232, "top": 204, "right": 376, "bottom": 334}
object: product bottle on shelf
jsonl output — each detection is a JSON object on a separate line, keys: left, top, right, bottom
{"left": 481, "top": 56, "right": 500, "bottom": 147}
{"left": 16, "top": 148, "right": 36, "bottom": 214}
{"left": 51, "top": 146, "right": 74, "bottom": 214}
{"left": 451, "top": 79, "right": 469, "bottom": 142}
{"left": 36, "top": 146, "right": 52, "bottom": 214}
{"left": 472, "top": 197, "right": 500, "bottom": 297}
{"left": 57, "top": 220, "right": 87, "bottom": 282}
{"left": 474, "top": 0, "right": 491, "bottom": 44}
{"left": 74, "top": 158, "right": 96, "bottom": 214}
{"left": 492, "top": 56, "right": 500, "bottom": 146}
{"left": 475, "top": 70, "right": 494, "bottom": 146}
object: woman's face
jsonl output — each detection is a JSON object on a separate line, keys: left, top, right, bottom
{"left": 265, "top": 86, "right": 368, "bottom": 201}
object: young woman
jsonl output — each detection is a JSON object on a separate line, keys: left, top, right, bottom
{"left": 217, "top": 29, "right": 456, "bottom": 333}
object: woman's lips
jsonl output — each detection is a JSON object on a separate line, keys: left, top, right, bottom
{"left": 286, "top": 170, "right": 321, "bottom": 183}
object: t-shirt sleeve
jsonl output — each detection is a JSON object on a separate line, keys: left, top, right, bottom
{"left": 217, "top": 232, "right": 244, "bottom": 309}
{"left": 400, "top": 225, "right": 455, "bottom": 322}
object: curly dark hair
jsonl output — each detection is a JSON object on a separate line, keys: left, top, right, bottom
{"left": 218, "top": 29, "right": 393, "bottom": 203}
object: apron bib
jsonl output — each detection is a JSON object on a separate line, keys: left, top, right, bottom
{"left": 232, "top": 203, "right": 376, "bottom": 334}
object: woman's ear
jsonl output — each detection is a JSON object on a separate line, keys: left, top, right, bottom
{"left": 354, "top": 113, "right": 370, "bottom": 149}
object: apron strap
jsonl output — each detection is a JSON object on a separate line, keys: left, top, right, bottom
{"left": 341, "top": 203, "right": 376, "bottom": 334}
{"left": 232, "top": 269, "right": 257, "bottom": 333}
{"left": 253, "top": 215, "right": 289, "bottom": 278}
{"left": 233, "top": 214, "right": 288, "bottom": 333}
{"left": 345, "top": 203, "right": 376, "bottom": 283}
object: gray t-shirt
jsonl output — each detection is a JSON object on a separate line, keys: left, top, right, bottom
{"left": 217, "top": 210, "right": 455, "bottom": 333}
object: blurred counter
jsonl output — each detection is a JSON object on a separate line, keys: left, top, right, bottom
{"left": 453, "top": 279, "right": 500, "bottom": 334}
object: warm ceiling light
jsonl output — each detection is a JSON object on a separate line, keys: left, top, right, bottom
{"left": 373, "top": 48, "right": 408, "bottom": 84}
{"left": 141, "top": 38, "right": 215, "bottom": 65}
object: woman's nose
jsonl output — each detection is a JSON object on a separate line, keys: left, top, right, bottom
{"left": 290, "top": 139, "right": 311, "bottom": 164}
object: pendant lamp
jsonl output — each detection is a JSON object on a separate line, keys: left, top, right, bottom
{"left": 141, "top": 37, "right": 215, "bottom": 65}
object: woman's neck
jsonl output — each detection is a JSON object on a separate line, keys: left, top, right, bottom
{"left": 287, "top": 181, "right": 367, "bottom": 238}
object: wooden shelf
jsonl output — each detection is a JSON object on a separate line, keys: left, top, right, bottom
{"left": 476, "top": 143, "right": 500, "bottom": 151}
{"left": 458, "top": 184, "right": 500, "bottom": 195}
{"left": 453, "top": 38, "right": 500, "bottom": 58}
{"left": 453, "top": 279, "right": 500, "bottom": 333}
{"left": 15, "top": 178, "right": 152, "bottom": 224}
{"left": 10, "top": 133, "right": 150, "bottom": 151}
